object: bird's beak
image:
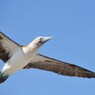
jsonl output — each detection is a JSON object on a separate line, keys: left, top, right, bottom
{"left": 43, "top": 37, "right": 53, "bottom": 42}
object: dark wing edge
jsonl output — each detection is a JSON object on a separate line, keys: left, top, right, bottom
{"left": 0, "top": 32, "right": 21, "bottom": 46}
{"left": 24, "top": 54, "right": 95, "bottom": 78}
{"left": 0, "top": 32, "right": 21, "bottom": 62}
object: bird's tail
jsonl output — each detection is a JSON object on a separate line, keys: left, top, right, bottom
{"left": 0, "top": 72, "right": 9, "bottom": 84}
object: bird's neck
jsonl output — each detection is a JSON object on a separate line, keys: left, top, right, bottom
{"left": 23, "top": 42, "right": 38, "bottom": 54}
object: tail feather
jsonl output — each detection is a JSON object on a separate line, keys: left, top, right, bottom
{"left": 0, "top": 72, "right": 9, "bottom": 84}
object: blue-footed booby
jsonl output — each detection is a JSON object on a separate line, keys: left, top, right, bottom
{"left": 0, "top": 32, "right": 95, "bottom": 84}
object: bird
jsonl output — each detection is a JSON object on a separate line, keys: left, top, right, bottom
{"left": 0, "top": 32, "right": 95, "bottom": 84}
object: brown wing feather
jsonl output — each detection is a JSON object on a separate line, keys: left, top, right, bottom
{"left": 0, "top": 32, "right": 21, "bottom": 62}
{"left": 24, "top": 54, "right": 95, "bottom": 78}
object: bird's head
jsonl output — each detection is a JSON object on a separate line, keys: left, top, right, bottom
{"left": 32, "top": 36, "right": 53, "bottom": 48}
{"left": 27, "top": 36, "right": 53, "bottom": 52}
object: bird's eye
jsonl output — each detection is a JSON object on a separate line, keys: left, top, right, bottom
{"left": 38, "top": 38, "right": 43, "bottom": 44}
{"left": 40, "top": 38, "right": 43, "bottom": 41}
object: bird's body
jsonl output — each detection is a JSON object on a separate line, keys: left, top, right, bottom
{"left": 0, "top": 32, "right": 95, "bottom": 84}
{"left": 1, "top": 47, "right": 33, "bottom": 75}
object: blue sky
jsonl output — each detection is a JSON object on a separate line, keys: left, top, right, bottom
{"left": 0, "top": 0, "right": 95, "bottom": 95}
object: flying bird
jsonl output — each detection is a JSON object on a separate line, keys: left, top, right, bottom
{"left": 0, "top": 32, "right": 95, "bottom": 84}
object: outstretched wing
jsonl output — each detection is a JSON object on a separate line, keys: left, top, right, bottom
{"left": 0, "top": 32, "right": 21, "bottom": 62}
{"left": 24, "top": 54, "right": 95, "bottom": 78}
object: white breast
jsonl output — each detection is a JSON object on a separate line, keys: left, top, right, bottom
{"left": 1, "top": 48, "right": 35, "bottom": 75}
